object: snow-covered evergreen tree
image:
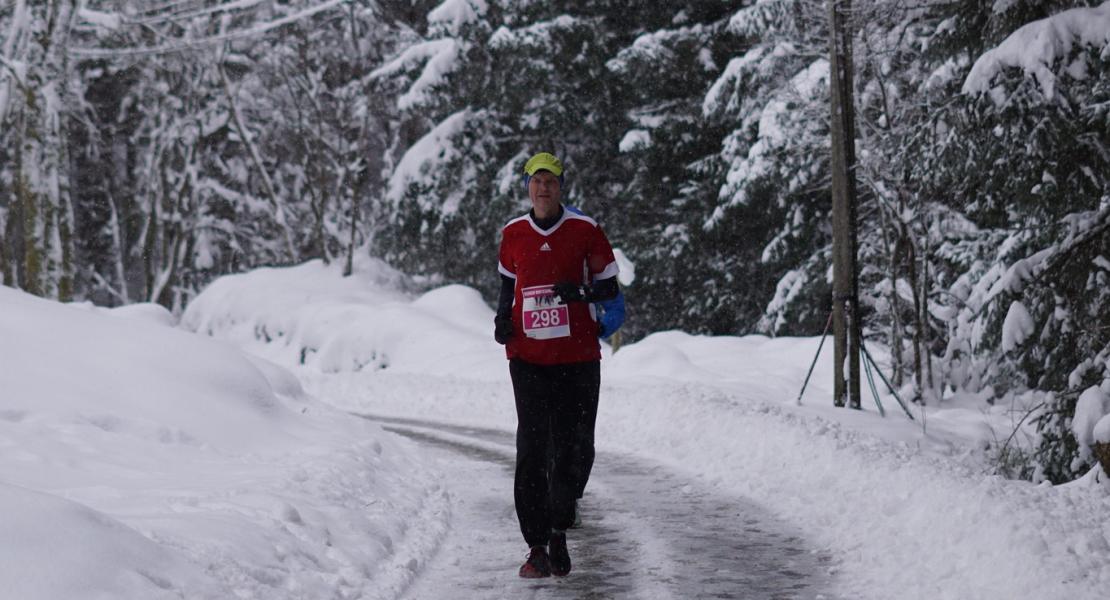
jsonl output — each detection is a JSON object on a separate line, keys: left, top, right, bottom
{"left": 367, "top": 0, "right": 502, "bottom": 290}
{"left": 938, "top": 1, "right": 1110, "bottom": 482}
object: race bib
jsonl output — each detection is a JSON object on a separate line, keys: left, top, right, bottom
{"left": 521, "top": 285, "right": 571, "bottom": 340}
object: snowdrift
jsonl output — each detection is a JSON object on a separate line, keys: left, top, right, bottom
{"left": 0, "top": 284, "right": 444, "bottom": 599}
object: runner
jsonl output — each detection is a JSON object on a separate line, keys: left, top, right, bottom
{"left": 494, "top": 152, "right": 619, "bottom": 578}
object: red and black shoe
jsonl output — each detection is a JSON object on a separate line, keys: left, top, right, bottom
{"left": 518, "top": 546, "right": 552, "bottom": 578}
{"left": 549, "top": 531, "right": 571, "bottom": 576}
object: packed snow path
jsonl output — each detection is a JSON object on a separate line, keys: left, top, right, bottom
{"left": 359, "top": 414, "right": 836, "bottom": 600}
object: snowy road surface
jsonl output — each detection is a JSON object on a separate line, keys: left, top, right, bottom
{"left": 360, "top": 414, "right": 837, "bottom": 600}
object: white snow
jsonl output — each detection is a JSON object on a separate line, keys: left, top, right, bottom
{"left": 427, "top": 0, "right": 487, "bottom": 36}
{"left": 703, "top": 42, "right": 798, "bottom": 118}
{"left": 1074, "top": 386, "right": 1109, "bottom": 451}
{"left": 70, "top": 0, "right": 350, "bottom": 58}
{"left": 607, "top": 23, "right": 709, "bottom": 75}
{"left": 760, "top": 267, "right": 807, "bottom": 332}
{"left": 711, "top": 57, "right": 828, "bottom": 224}
{"left": 77, "top": 8, "right": 122, "bottom": 31}
{"left": 1095, "top": 414, "right": 1110, "bottom": 445}
{"left": 0, "top": 282, "right": 446, "bottom": 598}
{"left": 989, "top": 248, "right": 1052, "bottom": 298}
{"left": 1001, "top": 299, "right": 1035, "bottom": 353}
{"left": 613, "top": 248, "right": 636, "bottom": 286}
{"left": 384, "top": 109, "right": 472, "bottom": 209}
{"left": 4, "top": 253, "right": 1110, "bottom": 599}
{"left": 963, "top": 1, "right": 1110, "bottom": 101}
{"left": 618, "top": 128, "right": 652, "bottom": 152}
{"left": 703, "top": 53, "right": 749, "bottom": 116}
{"left": 487, "top": 15, "right": 581, "bottom": 51}
{"left": 369, "top": 38, "right": 463, "bottom": 111}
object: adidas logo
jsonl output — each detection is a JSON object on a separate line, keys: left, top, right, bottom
{"left": 540, "top": 242, "right": 552, "bottom": 252}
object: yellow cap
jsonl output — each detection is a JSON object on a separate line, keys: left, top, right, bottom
{"left": 523, "top": 152, "right": 564, "bottom": 177}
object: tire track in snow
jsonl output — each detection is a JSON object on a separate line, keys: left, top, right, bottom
{"left": 358, "top": 413, "right": 837, "bottom": 600}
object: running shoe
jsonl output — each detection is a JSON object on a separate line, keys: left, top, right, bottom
{"left": 518, "top": 545, "right": 552, "bottom": 578}
{"left": 549, "top": 531, "right": 571, "bottom": 576}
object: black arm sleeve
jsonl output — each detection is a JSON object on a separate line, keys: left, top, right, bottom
{"left": 496, "top": 275, "right": 514, "bottom": 320}
{"left": 584, "top": 276, "right": 618, "bottom": 303}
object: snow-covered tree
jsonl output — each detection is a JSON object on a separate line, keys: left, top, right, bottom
{"left": 16, "top": 0, "right": 400, "bottom": 308}
{"left": 1, "top": 0, "right": 79, "bottom": 300}
{"left": 936, "top": 1, "right": 1110, "bottom": 482}
{"left": 367, "top": 0, "right": 501, "bottom": 289}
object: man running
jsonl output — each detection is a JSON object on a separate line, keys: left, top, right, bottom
{"left": 494, "top": 152, "right": 619, "bottom": 578}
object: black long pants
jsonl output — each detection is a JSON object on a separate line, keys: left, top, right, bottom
{"left": 509, "top": 358, "right": 600, "bottom": 547}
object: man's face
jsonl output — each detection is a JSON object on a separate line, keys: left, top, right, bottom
{"left": 528, "top": 170, "right": 562, "bottom": 215}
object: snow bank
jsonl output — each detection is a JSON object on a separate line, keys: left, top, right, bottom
{"left": 0, "top": 284, "right": 445, "bottom": 599}
{"left": 0, "top": 482, "right": 215, "bottom": 600}
{"left": 182, "top": 256, "right": 506, "bottom": 379}
{"left": 1, "top": 285, "right": 292, "bottom": 452}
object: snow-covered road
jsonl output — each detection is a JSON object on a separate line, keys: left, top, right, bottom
{"left": 361, "top": 414, "right": 836, "bottom": 599}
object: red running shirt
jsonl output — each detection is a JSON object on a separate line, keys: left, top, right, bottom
{"left": 498, "top": 209, "right": 619, "bottom": 365}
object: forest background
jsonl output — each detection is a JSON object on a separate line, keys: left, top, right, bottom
{"left": 1, "top": 0, "right": 1108, "bottom": 484}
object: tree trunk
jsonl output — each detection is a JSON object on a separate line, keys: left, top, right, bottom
{"left": 107, "top": 193, "right": 131, "bottom": 303}
{"left": 142, "top": 195, "right": 159, "bottom": 302}
{"left": 878, "top": 203, "right": 905, "bottom": 387}
{"left": 16, "top": 169, "right": 42, "bottom": 296}
{"left": 344, "top": 184, "right": 360, "bottom": 278}
{"left": 0, "top": 207, "right": 9, "bottom": 287}
{"left": 6, "top": 0, "right": 77, "bottom": 300}
{"left": 829, "top": 0, "right": 861, "bottom": 408}
{"left": 906, "top": 237, "right": 924, "bottom": 403}
{"left": 57, "top": 169, "right": 75, "bottom": 301}
{"left": 7, "top": 116, "right": 27, "bottom": 290}
{"left": 919, "top": 219, "right": 935, "bottom": 401}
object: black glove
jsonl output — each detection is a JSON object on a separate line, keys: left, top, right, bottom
{"left": 553, "top": 282, "right": 586, "bottom": 303}
{"left": 494, "top": 315, "right": 513, "bottom": 344}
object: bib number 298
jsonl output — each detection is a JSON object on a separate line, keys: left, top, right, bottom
{"left": 529, "top": 307, "right": 563, "bottom": 328}
{"left": 521, "top": 285, "right": 571, "bottom": 340}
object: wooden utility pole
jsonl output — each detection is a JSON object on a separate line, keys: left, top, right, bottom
{"left": 828, "top": 0, "right": 862, "bottom": 409}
